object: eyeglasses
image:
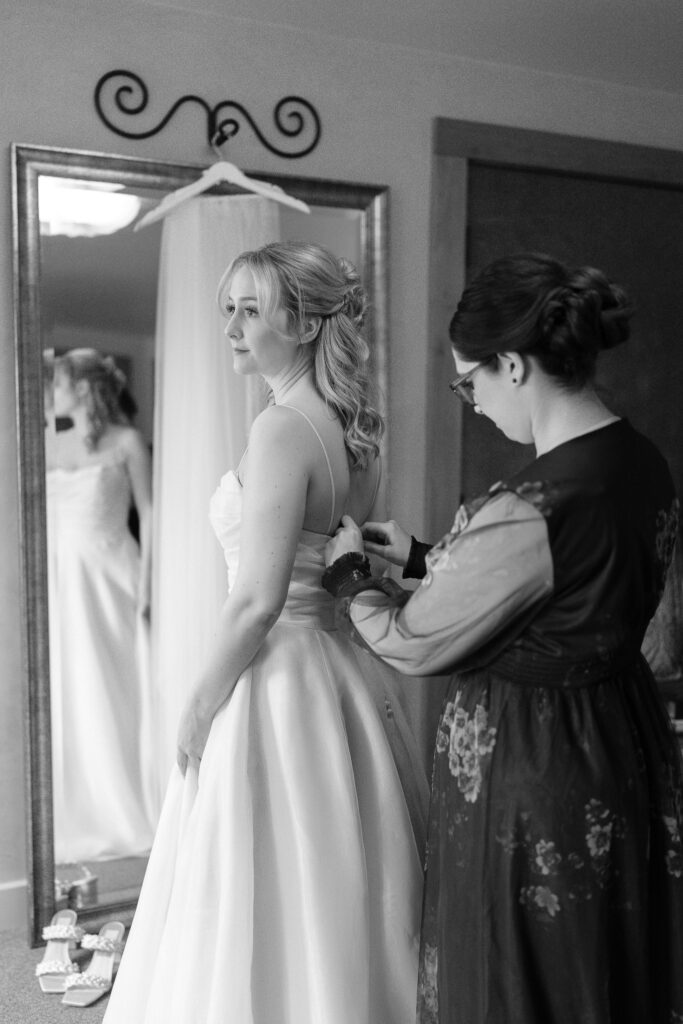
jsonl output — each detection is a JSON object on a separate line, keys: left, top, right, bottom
{"left": 448, "top": 357, "right": 495, "bottom": 405}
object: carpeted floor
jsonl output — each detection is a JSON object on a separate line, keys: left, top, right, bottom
{"left": 0, "top": 857, "right": 146, "bottom": 1021}
{"left": 0, "top": 928, "right": 117, "bottom": 1024}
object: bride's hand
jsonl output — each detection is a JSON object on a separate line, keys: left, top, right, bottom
{"left": 325, "top": 515, "right": 364, "bottom": 566}
{"left": 176, "top": 698, "right": 213, "bottom": 775}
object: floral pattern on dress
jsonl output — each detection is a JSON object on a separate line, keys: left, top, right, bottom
{"left": 416, "top": 424, "right": 683, "bottom": 1022}
{"left": 535, "top": 838, "right": 562, "bottom": 875}
{"left": 655, "top": 498, "right": 680, "bottom": 593}
{"left": 436, "top": 696, "right": 497, "bottom": 803}
{"left": 519, "top": 884, "right": 561, "bottom": 920}
{"left": 426, "top": 480, "right": 560, "bottom": 582}
{"left": 664, "top": 815, "right": 683, "bottom": 878}
{"left": 425, "top": 491, "right": 499, "bottom": 577}
{"left": 417, "top": 943, "right": 439, "bottom": 1024}
{"left": 585, "top": 798, "right": 626, "bottom": 888}
{"left": 496, "top": 798, "right": 631, "bottom": 925}
{"left": 511, "top": 480, "right": 561, "bottom": 519}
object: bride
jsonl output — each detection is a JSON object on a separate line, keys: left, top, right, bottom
{"left": 103, "top": 241, "right": 427, "bottom": 1024}
{"left": 46, "top": 348, "right": 157, "bottom": 862}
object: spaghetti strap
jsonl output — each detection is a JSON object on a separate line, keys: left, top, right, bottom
{"left": 281, "top": 405, "right": 337, "bottom": 535}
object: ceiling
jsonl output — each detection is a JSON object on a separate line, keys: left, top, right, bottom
{"left": 170, "top": 0, "right": 683, "bottom": 95}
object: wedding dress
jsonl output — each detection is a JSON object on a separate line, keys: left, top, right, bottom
{"left": 103, "top": 424, "right": 425, "bottom": 1024}
{"left": 47, "top": 451, "right": 157, "bottom": 862}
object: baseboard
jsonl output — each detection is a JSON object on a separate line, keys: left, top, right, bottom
{"left": 0, "top": 880, "right": 28, "bottom": 932}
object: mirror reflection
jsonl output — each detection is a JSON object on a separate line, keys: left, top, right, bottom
{"left": 44, "top": 346, "right": 156, "bottom": 864}
{"left": 15, "top": 147, "right": 388, "bottom": 938}
{"left": 40, "top": 182, "right": 162, "bottom": 911}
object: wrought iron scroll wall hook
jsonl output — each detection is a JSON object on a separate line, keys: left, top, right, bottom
{"left": 94, "top": 70, "right": 322, "bottom": 159}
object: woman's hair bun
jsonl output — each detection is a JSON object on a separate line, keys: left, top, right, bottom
{"left": 565, "top": 266, "right": 633, "bottom": 352}
{"left": 450, "top": 251, "right": 633, "bottom": 389}
{"left": 598, "top": 306, "right": 631, "bottom": 350}
{"left": 539, "top": 270, "right": 632, "bottom": 350}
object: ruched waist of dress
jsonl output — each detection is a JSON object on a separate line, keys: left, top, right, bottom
{"left": 275, "top": 587, "right": 336, "bottom": 631}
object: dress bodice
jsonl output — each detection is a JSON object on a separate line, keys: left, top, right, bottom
{"left": 47, "top": 452, "right": 134, "bottom": 550}
{"left": 208, "top": 469, "right": 335, "bottom": 630}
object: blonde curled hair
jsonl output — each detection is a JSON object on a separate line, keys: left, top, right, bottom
{"left": 55, "top": 348, "right": 129, "bottom": 450}
{"left": 217, "top": 241, "right": 383, "bottom": 470}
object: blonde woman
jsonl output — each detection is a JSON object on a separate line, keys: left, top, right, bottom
{"left": 104, "top": 243, "right": 427, "bottom": 1024}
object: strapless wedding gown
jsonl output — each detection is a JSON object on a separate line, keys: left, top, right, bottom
{"left": 47, "top": 453, "right": 157, "bottom": 862}
{"left": 103, "top": 464, "right": 425, "bottom": 1024}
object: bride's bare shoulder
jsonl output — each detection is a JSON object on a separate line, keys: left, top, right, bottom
{"left": 248, "top": 404, "right": 321, "bottom": 460}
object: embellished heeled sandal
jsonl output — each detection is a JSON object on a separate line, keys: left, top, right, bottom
{"left": 61, "top": 920, "right": 125, "bottom": 1007}
{"left": 35, "top": 908, "right": 84, "bottom": 993}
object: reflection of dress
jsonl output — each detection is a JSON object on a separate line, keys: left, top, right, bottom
{"left": 47, "top": 451, "right": 157, "bottom": 862}
{"left": 104, "top": 461, "right": 425, "bottom": 1024}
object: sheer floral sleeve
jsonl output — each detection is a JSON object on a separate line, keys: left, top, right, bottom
{"left": 336, "top": 490, "right": 554, "bottom": 676}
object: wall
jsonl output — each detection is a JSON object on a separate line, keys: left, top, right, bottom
{"left": 1, "top": 0, "right": 682, "bottom": 930}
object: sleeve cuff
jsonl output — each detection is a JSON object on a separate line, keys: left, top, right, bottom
{"left": 322, "top": 551, "right": 372, "bottom": 597}
{"left": 402, "top": 537, "right": 432, "bottom": 580}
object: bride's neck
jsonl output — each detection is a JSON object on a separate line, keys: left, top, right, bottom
{"left": 266, "top": 355, "right": 314, "bottom": 405}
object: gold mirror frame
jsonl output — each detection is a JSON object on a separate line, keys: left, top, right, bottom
{"left": 12, "top": 143, "right": 389, "bottom": 945}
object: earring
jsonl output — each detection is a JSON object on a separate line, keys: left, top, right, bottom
{"left": 511, "top": 377, "right": 518, "bottom": 384}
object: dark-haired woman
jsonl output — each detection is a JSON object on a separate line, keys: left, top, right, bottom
{"left": 324, "top": 253, "right": 683, "bottom": 1023}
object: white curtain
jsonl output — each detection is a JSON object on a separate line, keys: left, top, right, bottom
{"left": 151, "top": 196, "right": 281, "bottom": 786}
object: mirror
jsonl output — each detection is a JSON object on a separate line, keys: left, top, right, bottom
{"left": 12, "top": 144, "right": 389, "bottom": 944}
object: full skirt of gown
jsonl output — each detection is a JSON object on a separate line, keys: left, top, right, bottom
{"left": 47, "top": 458, "right": 158, "bottom": 863}
{"left": 103, "top": 615, "right": 425, "bottom": 1024}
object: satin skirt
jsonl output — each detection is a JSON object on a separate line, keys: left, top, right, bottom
{"left": 49, "top": 528, "right": 158, "bottom": 862}
{"left": 104, "top": 619, "right": 425, "bottom": 1024}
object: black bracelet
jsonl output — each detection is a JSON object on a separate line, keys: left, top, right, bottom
{"left": 321, "top": 551, "right": 371, "bottom": 597}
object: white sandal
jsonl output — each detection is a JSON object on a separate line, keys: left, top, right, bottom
{"left": 61, "top": 920, "right": 125, "bottom": 1006}
{"left": 35, "top": 908, "right": 83, "bottom": 993}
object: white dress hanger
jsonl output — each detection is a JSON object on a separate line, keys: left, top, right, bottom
{"left": 134, "top": 137, "right": 310, "bottom": 231}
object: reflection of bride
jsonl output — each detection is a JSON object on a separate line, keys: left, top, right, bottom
{"left": 45, "top": 348, "right": 158, "bottom": 862}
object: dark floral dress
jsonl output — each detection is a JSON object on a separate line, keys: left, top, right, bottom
{"left": 337, "top": 420, "right": 683, "bottom": 1024}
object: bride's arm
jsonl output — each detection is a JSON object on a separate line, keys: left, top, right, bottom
{"left": 176, "top": 406, "right": 312, "bottom": 773}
